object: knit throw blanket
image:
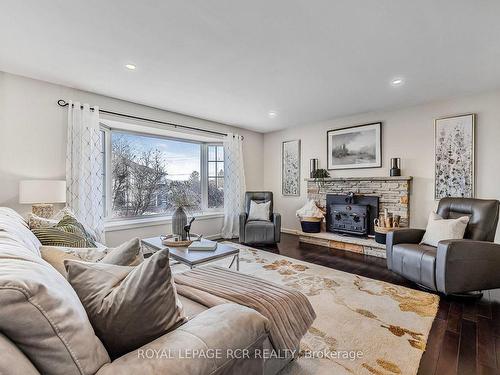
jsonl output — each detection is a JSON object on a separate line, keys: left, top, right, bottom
{"left": 174, "top": 266, "right": 316, "bottom": 353}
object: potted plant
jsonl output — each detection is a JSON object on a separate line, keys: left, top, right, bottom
{"left": 311, "top": 168, "right": 330, "bottom": 189}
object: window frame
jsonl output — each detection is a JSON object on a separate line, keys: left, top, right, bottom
{"left": 100, "top": 125, "right": 224, "bottom": 222}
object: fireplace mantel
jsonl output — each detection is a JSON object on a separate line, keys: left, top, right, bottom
{"left": 305, "top": 176, "right": 412, "bottom": 182}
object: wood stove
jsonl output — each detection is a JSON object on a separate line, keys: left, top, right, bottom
{"left": 326, "top": 193, "right": 379, "bottom": 236}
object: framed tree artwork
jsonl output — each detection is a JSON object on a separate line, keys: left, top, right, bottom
{"left": 282, "top": 139, "right": 301, "bottom": 196}
{"left": 434, "top": 114, "right": 475, "bottom": 200}
{"left": 327, "top": 122, "right": 382, "bottom": 170}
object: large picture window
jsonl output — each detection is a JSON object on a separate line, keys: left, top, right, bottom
{"left": 104, "top": 129, "right": 223, "bottom": 219}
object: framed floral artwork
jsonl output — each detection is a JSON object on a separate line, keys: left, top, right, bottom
{"left": 434, "top": 114, "right": 475, "bottom": 199}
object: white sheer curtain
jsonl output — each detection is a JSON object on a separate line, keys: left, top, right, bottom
{"left": 221, "top": 133, "right": 246, "bottom": 239}
{"left": 66, "top": 101, "right": 104, "bottom": 242}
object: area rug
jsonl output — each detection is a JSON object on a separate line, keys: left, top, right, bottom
{"left": 173, "top": 243, "right": 439, "bottom": 375}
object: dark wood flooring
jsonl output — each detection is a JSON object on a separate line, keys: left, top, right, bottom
{"left": 245, "top": 233, "right": 500, "bottom": 375}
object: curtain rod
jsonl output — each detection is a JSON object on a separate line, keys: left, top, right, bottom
{"left": 57, "top": 99, "right": 243, "bottom": 139}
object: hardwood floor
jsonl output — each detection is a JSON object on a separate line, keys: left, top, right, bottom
{"left": 243, "top": 233, "right": 500, "bottom": 375}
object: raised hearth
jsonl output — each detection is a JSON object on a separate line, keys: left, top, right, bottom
{"left": 295, "top": 230, "right": 386, "bottom": 258}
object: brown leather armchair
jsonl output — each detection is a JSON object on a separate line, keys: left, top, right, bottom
{"left": 386, "top": 197, "right": 499, "bottom": 295}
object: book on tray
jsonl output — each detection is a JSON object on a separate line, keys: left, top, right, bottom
{"left": 187, "top": 239, "right": 218, "bottom": 251}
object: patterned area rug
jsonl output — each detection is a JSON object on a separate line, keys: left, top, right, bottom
{"left": 174, "top": 243, "right": 439, "bottom": 375}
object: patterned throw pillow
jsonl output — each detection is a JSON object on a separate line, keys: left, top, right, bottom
{"left": 32, "top": 215, "right": 97, "bottom": 248}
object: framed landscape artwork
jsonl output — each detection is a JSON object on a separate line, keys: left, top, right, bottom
{"left": 282, "top": 139, "right": 301, "bottom": 196}
{"left": 434, "top": 114, "right": 475, "bottom": 200}
{"left": 327, "top": 122, "right": 382, "bottom": 170}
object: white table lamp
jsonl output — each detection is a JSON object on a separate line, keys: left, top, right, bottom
{"left": 19, "top": 180, "right": 67, "bottom": 218}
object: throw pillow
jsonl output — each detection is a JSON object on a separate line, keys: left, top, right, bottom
{"left": 100, "top": 237, "right": 144, "bottom": 266}
{"left": 56, "top": 215, "right": 97, "bottom": 247}
{"left": 32, "top": 215, "right": 97, "bottom": 248}
{"left": 41, "top": 238, "right": 144, "bottom": 277}
{"left": 420, "top": 212, "right": 470, "bottom": 247}
{"left": 40, "top": 246, "right": 82, "bottom": 276}
{"left": 65, "top": 249, "right": 185, "bottom": 358}
{"left": 27, "top": 213, "right": 58, "bottom": 230}
{"left": 248, "top": 200, "right": 271, "bottom": 221}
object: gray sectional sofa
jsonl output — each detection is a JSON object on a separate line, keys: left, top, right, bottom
{"left": 0, "top": 207, "right": 292, "bottom": 375}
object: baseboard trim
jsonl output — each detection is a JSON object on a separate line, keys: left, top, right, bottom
{"left": 281, "top": 228, "right": 299, "bottom": 235}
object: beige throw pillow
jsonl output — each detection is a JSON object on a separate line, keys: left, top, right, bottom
{"left": 420, "top": 212, "right": 470, "bottom": 247}
{"left": 65, "top": 249, "right": 185, "bottom": 358}
{"left": 41, "top": 238, "right": 144, "bottom": 277}
{"left": 248, "top": 200, "right": 271, "bottom": 221}
{"left": 100, "top": 237, "right": 144, "bottom": 266}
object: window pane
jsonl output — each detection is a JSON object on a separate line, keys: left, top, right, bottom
{"left": 110, "top": 132, "right": 201, "bottom": 217}
{"left": 217, "top": 162, "right": 224, "bottom": 177}
{"left": 208, "top": 146, "right": 216, "bottom": 161}
{"left": 217, "top": 146, "right": 224, "bottom": 161}
{"left": 208, "top": 177, "right": 224, "bottom": 208}
{"left": 217, "top": 177, "right": 224, "bottom": 189}
{"left": 208, "top": 161, "right": 216, "bottom": 177}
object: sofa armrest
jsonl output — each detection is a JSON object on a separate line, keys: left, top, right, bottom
{"left": 272, "top": 213, "right": 281, "bottom": 243}
{"left": 436, "top": 239, "right": 500, "bottom": 295}
{"left": 239, "top": 213, "right": 247, "bottom": 243}
{"left": 96, "top": 303, "right": 269, "bottom": 375}
{"left": 386, "top": 229, "right": 425, "bottom": 270}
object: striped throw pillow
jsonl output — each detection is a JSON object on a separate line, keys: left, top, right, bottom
{"left": 32, "top": 215, "right": 97, "bottom": 248}
{"left": 32, "top": 227, "right": 89, "bottom": 247}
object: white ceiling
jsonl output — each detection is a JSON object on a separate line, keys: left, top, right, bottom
{"left": 1, "top": 1, "right": 500, "bottom": 133}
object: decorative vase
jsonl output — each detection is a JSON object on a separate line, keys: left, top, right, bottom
{"left": 172, "top": 206, "right": 188, "bottom": 240}
{"left": 309, "top": 158, "right": 319, "bottom": 178}
{"left": 390, "top": 158, "right": 401, "bottom": 176}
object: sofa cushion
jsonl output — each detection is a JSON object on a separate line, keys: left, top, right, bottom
{"left": 0, "top": 254, "right": 110, "bottom": 375}
{"left": 0, "top": 333, "right": 40, "bottom": 375}
{"left": 32, "top": 215, "right": 97, "bottom": 248}
{"left": 95, "top": 304, "right": 269, "bottom": 375}
{"left": 245, "top": 220, "right": 275, "bottom": 243}
{"left": 65, "top": 249, "right": 185, "bottom": 359}
{"left": 0, "top": 207, "right": 41, "bottom": 256}
{"left": 392, "top": 243, "right": 437, "bottom": 290}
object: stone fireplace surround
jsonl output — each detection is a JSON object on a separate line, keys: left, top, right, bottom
{"left": 297, "top": 176, "right": 412, "bottom": 258}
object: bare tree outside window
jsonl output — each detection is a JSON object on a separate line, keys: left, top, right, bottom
{"left": 110, "top": 132, "right": 205, "bottom": 218}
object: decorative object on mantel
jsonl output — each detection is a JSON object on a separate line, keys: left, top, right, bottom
{"left": 282, "top": 139, "right": 301, "bottom": 196}
{"left": 374, "top": 208, "right": 402, "bottom": 244}
{"left": 327, "top": 122, "right": 382, "bottom": 170}
{"left": 19, "top": 180, "right": 67, "bottom": 218}
{"left": 434, "top": 113, "right": 475, "bottom": 200}
{"left": 296, "top": 200, "right": 325, "bottom": 233}
{"left": 311, "top": 168, "right": 330, "bottom": 188}
{"left": 309, "top": 158, "right": 318, "bottom": 178}
{"left": 389, "top": 157, "right": 401, "bottom": 176}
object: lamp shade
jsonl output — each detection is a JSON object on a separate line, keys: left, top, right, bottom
{"left": 19, "top": 180, "right": 67, "bottom": 204}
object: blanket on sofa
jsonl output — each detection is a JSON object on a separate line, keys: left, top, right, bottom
{"left": 174, "top": 266, "right": 316, "bottom": 354}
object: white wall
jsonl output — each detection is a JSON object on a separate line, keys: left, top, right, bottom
{"left": 0, "top": 72, "right": 264, "bottom": 245}
{"left": 264, "top": 91, "right": 500, "bottom": 242}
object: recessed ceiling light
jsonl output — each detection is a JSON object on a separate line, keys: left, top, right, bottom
{"left": 268, "top": 111, "right": 277, "bottom": 118}
{"left": 391, "top": 78, "right": 404, "bottom": 86}
{"left": 125, "top": 64, "right": 137, "bottom": 70}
